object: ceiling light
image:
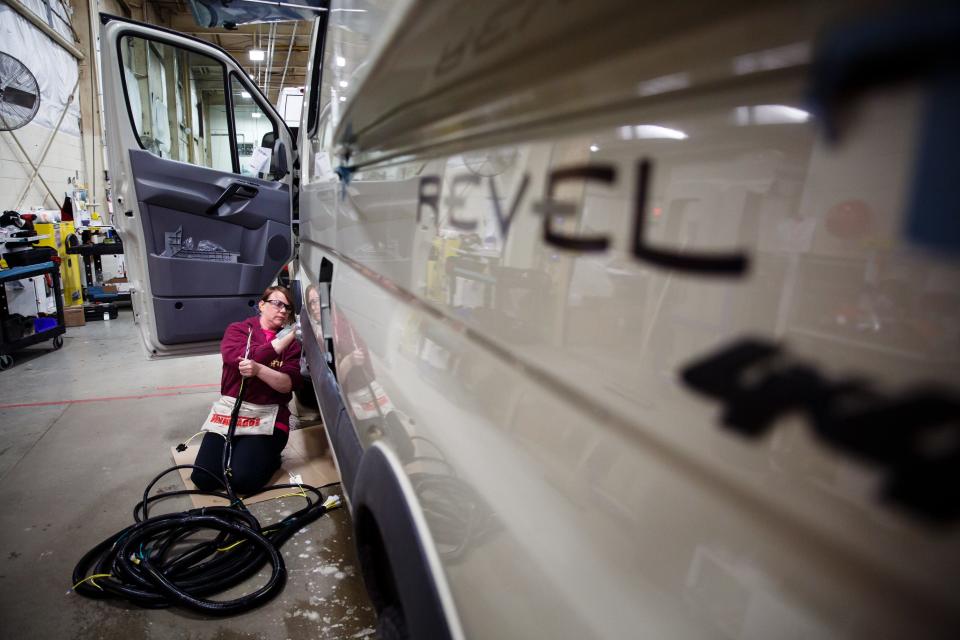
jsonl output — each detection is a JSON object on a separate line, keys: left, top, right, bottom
{"left": 590, "top": 144, "right": 599, "bottom": 152}
{"left": 249, "top": 49, "right": 265, "bottom": 61}
{"left": 335, "top": 55, "right": 346, "bottom": 67}
{"left": 734, "top": 105, "right": 810, "bottom": 126}
{"left": 634, "top": 125, "right": 688, "bottom": 140}
{"left": 252, "top": 112, "right": 262, "bottom": 118}
{"left": 339, "top": 96, "right": 346, "bottom": 102}
{"left": 339, "top": 80, "right": 348, "bottom": 88}
{"left": 241, "top": 90, "right": 250, "bottom": 99}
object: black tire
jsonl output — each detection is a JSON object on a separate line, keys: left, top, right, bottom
{"left": 353, "top": 448, "right": 457, "bottom": 640}
{"left": 52, "top": 334, "right": 63, "bottom": 349}
{"left": 0, "top": 354, "right": 13, "bottom": 371}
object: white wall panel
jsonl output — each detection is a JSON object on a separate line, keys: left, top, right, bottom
{"left": 0, "top": 1, "right": 84, "bottom": 212}
{"left": 0, "top": 120, "right": 84, "bottom": 210}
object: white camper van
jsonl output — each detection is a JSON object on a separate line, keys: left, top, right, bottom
{"left": 99, "top": 1, "right": 960, "bottom": 637}
{"left": 277, "top": 86, "right": 305, "bottom": 128}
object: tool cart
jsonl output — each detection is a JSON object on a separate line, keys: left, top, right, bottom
{"left": 0, "top": 261, "right": 66, "bottom": 370}
{"left": 67, "top": 238, "right": 128, "bottom": 310}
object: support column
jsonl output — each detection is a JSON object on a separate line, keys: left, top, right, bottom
{"left": 72, "top": 0, "right": 107, "bottom": 224}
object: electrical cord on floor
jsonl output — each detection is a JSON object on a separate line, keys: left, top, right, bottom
{"left": 71, "top": 381, "right": 342, "bottom": 616}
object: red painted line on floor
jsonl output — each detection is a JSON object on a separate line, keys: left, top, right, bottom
{"left": 0, "top": 389, "right": 211, "bottom": 410}
{"left": 155, "top": 383, "right": 219, "bottom": 390}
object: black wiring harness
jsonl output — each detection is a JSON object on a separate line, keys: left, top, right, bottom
{"left": 71, "top": 381, "right": 339, "bottom": 615}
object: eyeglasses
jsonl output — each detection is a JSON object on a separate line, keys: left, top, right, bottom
{"left": 264, "top": 298, "right": 292, "bottom": 313}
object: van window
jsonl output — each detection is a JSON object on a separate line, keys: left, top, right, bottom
{"left": 230, "top": 75, "right": 277, "bottom": 177}
{"left": 119, "top": 35, "right": 233, "bottom": 172}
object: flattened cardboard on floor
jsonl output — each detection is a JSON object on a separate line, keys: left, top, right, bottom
{"left": 171, "top": 426, "right": 339, "bottom": 508}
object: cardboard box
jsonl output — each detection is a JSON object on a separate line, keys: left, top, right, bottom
{"left": 64, "top": 306, "right": 86, "bottom": 327}
{"left": 172, "top": 425, "right": 336, "bottom": 508}
{"left": 64, "top": 306, "right": 85, "bottom": 327}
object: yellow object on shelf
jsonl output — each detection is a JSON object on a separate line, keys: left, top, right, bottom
{"left": 34, "top": 221, "right": 84, "bottom": 306}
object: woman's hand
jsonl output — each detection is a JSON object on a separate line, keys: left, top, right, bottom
{"left": 238, "top": 356, "right": 292, "bottom": 392}
{"left": 338, "top": 348, "right": 366, "bottom": 381}
{"left": 271, "top": 323, "right": 299, "bottom": 354}
{"left": 238, "top": 358, "right": 261, "bottom": 378}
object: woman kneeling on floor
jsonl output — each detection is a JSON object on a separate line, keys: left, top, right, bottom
{"left": 191, "top": 285, "right": 302, "bottom": 494}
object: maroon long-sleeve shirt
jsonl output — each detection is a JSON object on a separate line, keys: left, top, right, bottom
{"left": 220, "top": 316, "right": 303, "bottom": 432}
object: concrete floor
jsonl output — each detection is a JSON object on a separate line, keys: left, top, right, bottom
{"left": 0, "top": 310, "right": 377, "bottom": 639}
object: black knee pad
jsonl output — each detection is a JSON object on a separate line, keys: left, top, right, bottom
{"left": 228, "top": 472, "right": 268, "bottom": 496}
{"left": 191, "top": 468, "right": 224, "bottom": 491}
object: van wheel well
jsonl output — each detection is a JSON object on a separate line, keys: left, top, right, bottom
{"left": 355, "top": 506, "right": 410, "bottom": 640}
{"left": 352, "top": 441, "right": 457, "bottom": 639}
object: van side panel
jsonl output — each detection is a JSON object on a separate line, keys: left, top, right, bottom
{"left": 295, "top": 1, "right": 960, "bottom": 637}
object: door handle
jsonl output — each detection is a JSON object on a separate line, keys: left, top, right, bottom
{"left": 206, "top": 181, "right": 259, "bottom": 215}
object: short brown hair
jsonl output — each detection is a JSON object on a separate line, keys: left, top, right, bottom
{"left": 260, "top": 285, "right": 292, "bottom": 306}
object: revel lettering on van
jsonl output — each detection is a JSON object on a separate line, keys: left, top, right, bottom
{"left": 417, "top": 159, "right": 751, "bottom": 276}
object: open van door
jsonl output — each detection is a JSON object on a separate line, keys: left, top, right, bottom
{"left": 99, "top": 14, "right": 296, "bottom": 357}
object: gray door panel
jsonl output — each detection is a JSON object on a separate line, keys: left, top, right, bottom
{"left": 152, "top": 296, "right": 260, "bottom": 347}
{"left": 131, "top": 150, "right": 289, "bottom": 229}
{"left": 144, "top": 218, "right": 289, "bottom": 296}
{"left": 128, "top": 149, "right": 292, "bottom": 345}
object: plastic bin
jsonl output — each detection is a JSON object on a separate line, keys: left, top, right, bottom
{"left": 34, "top": 316, "right": 58, "bottom": 333}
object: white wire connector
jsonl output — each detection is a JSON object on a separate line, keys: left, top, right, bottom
{"left": 323, "top": 494, "right": 342, "bottom": 510}
{"left": 176, "top": 431, "right": 207, "bottom": 451}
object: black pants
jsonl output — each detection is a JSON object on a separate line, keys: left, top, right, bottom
{"left": 190, "top": 429, "right": 289, "bottom": 495}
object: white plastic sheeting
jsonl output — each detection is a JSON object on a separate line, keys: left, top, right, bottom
{"left": 0, "top": 0, "right": 81, "bottom": 136}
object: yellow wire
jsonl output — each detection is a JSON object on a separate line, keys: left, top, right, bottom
{"left": 216, "top": 527, "right": 278, "bottom": 553}
{"left": 72, "top": 573, "right": 112, "bottom": 591}
{"left": 269, "top": 490, "right": 309, "bottom": 501}
{"left": 217, "top": 540, "right": 246, "bottom": 552}
{"left": 232, "top": 486, "right": 308, "bottom": 508}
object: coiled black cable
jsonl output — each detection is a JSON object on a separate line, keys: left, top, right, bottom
{"left": 72, "top": 382, "right": 338, "bottom": 615}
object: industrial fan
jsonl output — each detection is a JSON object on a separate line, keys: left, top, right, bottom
{"left": 0, "top": 51, "right": 41, "bottom": 131}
